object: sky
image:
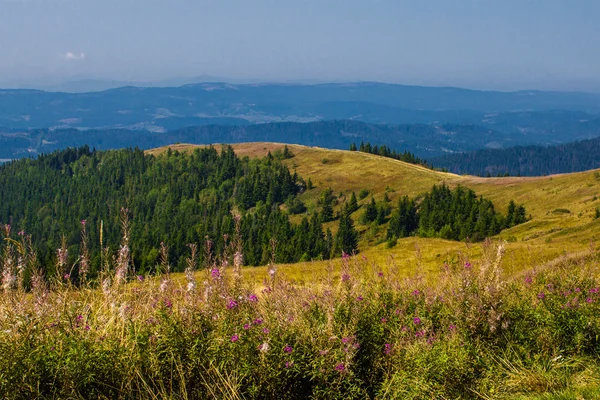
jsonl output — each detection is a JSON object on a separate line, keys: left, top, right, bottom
{"left": 0, "top": 0, "right": 599, "bottom": 91}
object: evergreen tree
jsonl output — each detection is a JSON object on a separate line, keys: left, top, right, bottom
{"left": 334, "top": 210, "right": 358, "bottom": 257}
{"left": 386, "top": 196, "right": 418, "bottom": 239}
{"left": 362, "top": 197, "right": 378, "bottom": 224}
{"left": 348, "top": 192, "right": 359, "bottom": 213}
{"left": 505, "top": 200, "right": 516, "bottom": 228}
{"left": 282, "top": 145, "right": 293, "bottom": 159}
{"left": 376, "top": 206, "right": 387, "bottom": 225}
{"left": 319, "top": 188, "right": 336, "bottom": 222}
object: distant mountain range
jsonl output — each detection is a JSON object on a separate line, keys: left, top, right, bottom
{"left": 1, "top": 82, "right": 600, "bottom": 136}
{"left": 2, "top": 81, "right": 600, "bottom": 174}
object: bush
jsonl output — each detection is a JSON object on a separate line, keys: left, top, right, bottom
{"left": 286, "top": 196, "right": 307, "bottom": 214}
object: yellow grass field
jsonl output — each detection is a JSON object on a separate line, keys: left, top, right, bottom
{"left": 147, "top": 143, "right": 600, "bottom": 283}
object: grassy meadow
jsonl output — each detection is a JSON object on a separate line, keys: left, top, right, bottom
{"left": 1, "top": 143, "right": 600, "bottom": 398}
{"left": 3, "top": 232, "right": 600, "bottom": 398}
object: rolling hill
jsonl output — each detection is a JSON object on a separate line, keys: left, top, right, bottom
{"left": 146, "top": 142, "right": 600, "bottom": 283}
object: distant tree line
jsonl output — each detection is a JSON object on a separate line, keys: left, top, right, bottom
{"left": 350, "top": 142, "right": 429, "bottom": 166}
{"left": 431, "top": 136, "right": 600, "bottom": 176}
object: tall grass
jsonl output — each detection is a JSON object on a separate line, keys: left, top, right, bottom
{"left": 1, "top": 221, "right": 600, "bottom": 398}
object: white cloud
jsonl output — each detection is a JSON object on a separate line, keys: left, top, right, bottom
{"left": 64, "top": 52, "right": 86, "bottom": 61}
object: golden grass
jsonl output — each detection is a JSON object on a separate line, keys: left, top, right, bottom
{"left": 148, "top": 143, "right": 600, "bottom": 282}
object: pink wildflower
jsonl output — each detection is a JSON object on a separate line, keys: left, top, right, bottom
{"left": 384, "top": 343, "right": 392, "bottom": 355}
{"left": 227, "top": 300, "right": 238, "bottom": 309}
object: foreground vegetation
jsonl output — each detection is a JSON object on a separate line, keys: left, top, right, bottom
{"left": 2, "top": 225, "right": 600, "bottom": 398}
{"left": 2, "top": 142, "right": 600, "bottom": 398}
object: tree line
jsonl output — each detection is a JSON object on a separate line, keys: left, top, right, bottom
{"left": 349, "top": 142, "right": 428, "bottom": 166}
{"left": 431, "top": 136, "right": 600, "bottom": 176}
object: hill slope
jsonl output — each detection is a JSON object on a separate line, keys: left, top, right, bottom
{"left": 150, "top": 143, "right": 600, "bottom": 281}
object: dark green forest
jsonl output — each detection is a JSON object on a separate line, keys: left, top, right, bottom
{"left": 432, "top": 136, "right": 600, "bottom": 176}
{"left": 0, "top": 146, "right": 339, "bottom": 276}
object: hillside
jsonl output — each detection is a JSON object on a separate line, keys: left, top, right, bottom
{"left": 432, "top": 135, "right": 600, "bottom": 176}
{"left": 2, "top": 141, "right": 599, "bottom": 283}
{"left": 149, "top": 143, "right": 600, "bottom": 281}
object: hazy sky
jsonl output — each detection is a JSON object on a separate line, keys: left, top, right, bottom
{"left": 1, "top": 0, "right": 599, "bottom": 91}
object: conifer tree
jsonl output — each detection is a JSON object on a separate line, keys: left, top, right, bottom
{"left": 334, "top": 209, "right": 358, "bottom": 257}
{"left": 362, "top": 197, "right": 378, "bottom": 224}
{"left": 348, "top": 191, "right": 359, "bottom": 213}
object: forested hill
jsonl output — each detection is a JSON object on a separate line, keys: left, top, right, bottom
{"left": 0, "top": 145, "right": 342, "bottom": 275}
{"left": 432, "top": 136, "right": 600, "bottom": 176}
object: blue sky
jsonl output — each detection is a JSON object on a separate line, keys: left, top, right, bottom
{"left": 0, "top": 0, "right": 598, "bottom": 91}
